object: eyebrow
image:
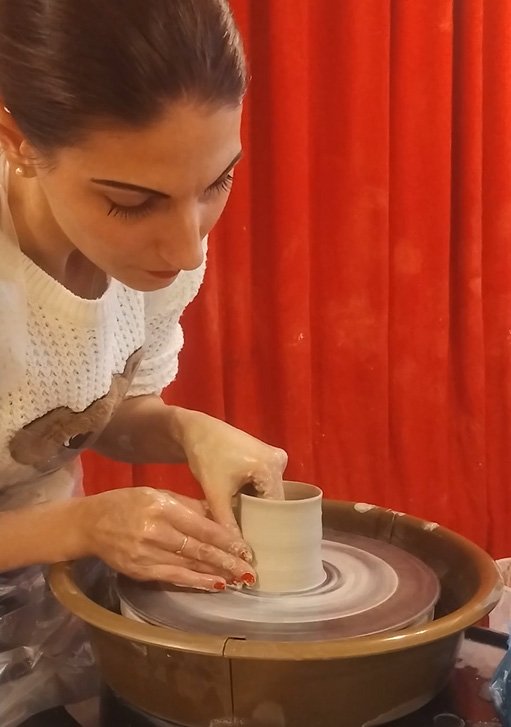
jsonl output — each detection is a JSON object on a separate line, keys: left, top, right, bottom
{"left": 90, "top": 150, "right": 243, "bottom": 197}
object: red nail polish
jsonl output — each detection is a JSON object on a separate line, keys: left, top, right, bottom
{"left": 214, "top": 581, "right": 226, "bottom": 591}
{"left": 242, "top": 572, "right": 256, "bottom": 585}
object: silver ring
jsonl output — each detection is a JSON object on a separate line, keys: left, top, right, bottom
{"left": 175, "top": 535, "right": 189, "bottom": 556}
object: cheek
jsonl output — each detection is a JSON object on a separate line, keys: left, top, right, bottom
{"left": 42, "top": 183, "right": 105, "bottom": 239}
{"left": 47, "top": 193, "right": 139, "bottom": 261}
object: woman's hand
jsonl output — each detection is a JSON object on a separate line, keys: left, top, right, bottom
{"left": 176, "top": 410, "right": 288, "bottom": 534}
{"left": 79, "top": 487, "right": 256, "bottom": 591}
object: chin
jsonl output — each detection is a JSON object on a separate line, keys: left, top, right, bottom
{"left": 118, "top": 274, "right": 178, "bottom": 293}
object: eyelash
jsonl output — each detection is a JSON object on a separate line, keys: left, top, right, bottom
{"left": 107, "top": 197, "right": 156, "bottom": 221}
{"left": 107, "top": 173, "right": 234, "bottom": 221}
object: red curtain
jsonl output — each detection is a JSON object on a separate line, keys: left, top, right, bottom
{"left": 84, "top": 0, "right": 511, "bottom": 557}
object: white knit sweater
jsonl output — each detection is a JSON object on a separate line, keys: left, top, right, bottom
{"left": 0, "top": 165, "right": 205, "bottom": 509}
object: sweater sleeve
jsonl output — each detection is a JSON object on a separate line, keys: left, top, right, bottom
{"left": 127, "top": 255, "right": 206, "bottom": 397}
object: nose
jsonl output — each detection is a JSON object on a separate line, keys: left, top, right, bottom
{"left": 157, "top": 203, "right": 204, "bottom": 271}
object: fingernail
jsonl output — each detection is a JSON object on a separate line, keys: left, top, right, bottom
{"left": 231, "top": 542, "right": 253, "bottom": 563}
{"left": 242, "top": 572, "right": 256, "bottom": 586}
{"left": 240, "top": 549, "right": 253, "bottom": 563}
{"left": 214, "top": 581, "right": 226, "bottom": 591}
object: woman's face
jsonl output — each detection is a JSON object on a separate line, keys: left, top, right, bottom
{"left": 30, "top": 100, "right": 242, "bottom": 291}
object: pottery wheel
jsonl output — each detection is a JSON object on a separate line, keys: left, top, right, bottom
{"left": 117, "top": 531, "right": 440, "bottom": 641}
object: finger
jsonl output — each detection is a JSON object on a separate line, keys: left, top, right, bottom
{"left": 119, "top": 537, "right": 247, "bottom": 584}
{"left": 128, "top": 563, "right": 228, "bottom": 592}
{"left": 243, "top": 451, "right": 287, "bottom": 502}
{"left": 117, "top": 545, "right": 232, "bottom": 582}
{"left": 143, "top": 550, "right": 238, "bottom": 584}
{"left": 205, "top": 494, "right": 243, "bottom": 533}
{"left": 199, "top": 487, "right": 254, "bottom": 563}
{"left": 175, "top": 557, "right": 236, "bottom": 583}
{"left": 159, "top": 493, "right": 253, "bottom": 563}
{"left": 251, "top": 472, "right": 285, "bottom": 500}
{"left": 201, "top": 500, "right": 254, "bottom": 565}
{"left": 163, "top": 532, "right": 256, "bottom": 585}
{"left": 206, "top": 504, "right": 254, "bottom": 564}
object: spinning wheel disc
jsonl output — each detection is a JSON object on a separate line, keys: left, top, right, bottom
{"left": 118, "top": 532, "right": 440, "bottom": 641}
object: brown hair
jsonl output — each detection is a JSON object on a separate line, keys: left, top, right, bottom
{"left": 0, "top": 0, "right": 247, "bottom": 152}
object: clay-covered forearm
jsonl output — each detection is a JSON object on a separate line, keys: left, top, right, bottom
{"left": 0, "top": 498, "right": 88, "bottom": 571}
{"left": 92, "top": 395, "right": 198, "bottom": 464}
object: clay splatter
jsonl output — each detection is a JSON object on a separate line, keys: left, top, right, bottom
{"left": 354, "top": 503, "right": 376, "bottom": 514}
{"left": 423, "top": 521, "right": 439, "bottom": 532}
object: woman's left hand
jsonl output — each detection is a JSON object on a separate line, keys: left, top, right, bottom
{"left": 177, "top": 410, "right": 288, "bottom": 536}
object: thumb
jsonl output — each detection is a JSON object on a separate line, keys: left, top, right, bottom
{"left": 203, "top": 487, "right": 253, "bottom": 562}
{"left": 252, "top": 472, "right": 285, "bottom": 500}
{"left": 207, "top": 494, "right": 240, "bottom": 533}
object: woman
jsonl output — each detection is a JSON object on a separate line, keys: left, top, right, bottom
{"left": 0, "top": 0, "right": 287, "bottom": 723}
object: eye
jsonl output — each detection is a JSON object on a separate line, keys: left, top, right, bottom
{"left": 107, "top": 197, "right": 158, "bottom": 220}
{"left": 204, "top": 173, "right": 234, "bottom": 198}
{"left": 106, "top": 172, "right": 235, "bottom": 220}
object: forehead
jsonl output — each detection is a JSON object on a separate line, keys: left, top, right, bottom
{"left": 55, "top": 101, "right": 243, "bottom": 185}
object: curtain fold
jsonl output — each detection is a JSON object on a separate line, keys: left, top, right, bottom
{"left": 482, "top": 0, "right": 511, "bottom": 554}
{"left": 84, "top": 0, "right": 511, "bottom": 556}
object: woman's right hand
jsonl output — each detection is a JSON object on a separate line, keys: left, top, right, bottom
{"left": 78, "top": 487, "right": 256, "bottom": 591}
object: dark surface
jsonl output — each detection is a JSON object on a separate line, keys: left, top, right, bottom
{"left": 19, "top": 627, "right": 507, "bottom": 726}
{"left": 19, "top": 706, "right": 80, "bottom": 726}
